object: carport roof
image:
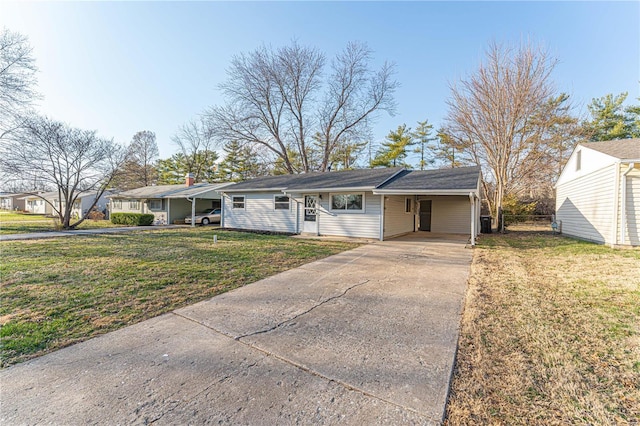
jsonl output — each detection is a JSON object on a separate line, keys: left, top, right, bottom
{"left": 112, "top": 182, "right": 230, "bottom": 199}
{"left": 374, "top": 166, "right": 481, "bottom": 193}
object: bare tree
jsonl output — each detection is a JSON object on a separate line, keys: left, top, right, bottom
{"left": 444, "top": 41, "right": 576, "bottom": 221}
{"left": 171, "top": 118, "right": 217, "bottom": 182}
{"left": 0, "top": 28, "right": 39, "bottom": 139}
{"left": 208, "top": 41, "right": 397, "bottom": 173}
{"left": 0, "top": 115, "right": 125, "bottom": 229}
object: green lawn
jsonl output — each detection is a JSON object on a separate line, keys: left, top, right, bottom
{"left": 0, "top": 211, "right": 124, "bottom": 235}
{"left": 0, "top": 229, "right": 359, "bottom": 366}
{"left": 445, "top": 231, "right": 640, "bottom": 425}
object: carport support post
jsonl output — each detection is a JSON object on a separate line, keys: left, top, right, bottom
{"left": 190, "top": 197, "right": 196, "bottom": 227}
{"left": 469, "top": 193, "right": 476, "bottom": 246}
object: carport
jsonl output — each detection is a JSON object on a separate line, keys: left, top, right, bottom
{"left": 374, "top": 168, "right": 482, "bottom": 245}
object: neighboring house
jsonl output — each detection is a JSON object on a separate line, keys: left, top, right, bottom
{"left": 556, "top": 139, "right": 640, "bottom": 247}
{"left": 109, "top": 174, "right": 231, "bottom": 225}
{"left": 21, "top": 190, "right": 112, "bottom": 217}
{"left": 21, "top": 192, "right": 56, "bottom": 215}
{"left": 219, "top": 166, "right": 483, "bottom": 244}
{"left": 0, "top": 192, "right": 27, "bottom": 211}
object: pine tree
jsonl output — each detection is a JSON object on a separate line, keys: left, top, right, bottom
{"left": 370, "top": 124, "right": 415, "bottom": 168}
{"left": 412, "top": 120, "right": 436, "bottom": 170}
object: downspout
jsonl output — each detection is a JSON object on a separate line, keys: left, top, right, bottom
{"left": 469, "top": 192, "right": 476, "bottom": 246}
{"left": 167, "top": 198, "right": 171, "bottom": 225}
{"left": 620, "top": 163, "right": 635, "bottom": 246}
{"left": 611, "top": 161, "right": 621, "bottom": 247}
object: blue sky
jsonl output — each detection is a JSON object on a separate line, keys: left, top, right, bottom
{"left": 1, "top": 1, "right": 639, "bottom": 160}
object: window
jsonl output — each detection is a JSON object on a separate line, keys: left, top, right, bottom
{"left": 405, "top": 197, "right": 413, "bottom": 214}
{"left": 330, "top": 193, "right": 364, "bottom": 212}
{"left": 112, "top": 199, "right": 122, "bottom": 209}
{"left": 576, "top": 150, "right": 581, "bottom": 171}
{"left": 274, "top": 195, "right": 290, "bottom": 210}
{"left": 129, "top": 199, "right": 140, "bottom": 210}
{"left": 232, "top": 195, "right": 245, "bottom": 209}
{"left": 148, "top": 199, "right": 162, "bottom": 210}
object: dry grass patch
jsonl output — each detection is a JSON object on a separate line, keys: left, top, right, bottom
{"left": 446, "top": 231, "right": 640, "bottom": 425}
{"left": 0, "top": 228, "right": 359, "bottom": 367}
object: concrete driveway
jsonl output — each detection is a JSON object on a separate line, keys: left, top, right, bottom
{"left": 0, "top": 234, "right": 471, "bottom": 425}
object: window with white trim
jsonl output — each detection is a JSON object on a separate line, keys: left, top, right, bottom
{"left": 232, "top": 195, "right": 245, "bottom": 209}
{"left": 575, "top": 150, "right": 581, "bottom": 171}
{"left": 330, "top": 193, "right": 364, "bottom": 212}
{"left": 129, "top": 199, "right": 140, "bottom": 210}
{"left": 405, "top": 197, "right": 413, "bottom": 214}
{"left": 274, "top": 195, "right": 290, "bottom": 210}
{"left": 112, "top": 199, "right": 122, "bottom": 209}
{"left": 148, "top": 199, "right": 162, "bottom": 210}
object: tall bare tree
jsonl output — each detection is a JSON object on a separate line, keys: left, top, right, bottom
{"left": 0, "top": 28, "right": 39, "bottom": 139}
{"left": 208, "top": 41, "right": 397, "bottom": 173}
{"left": 0, "top": 115, "right": 125, "bottom": 228}
{"left": 444, "top": 41, "right": 575, "bottom": 220}
{"left": 172, "top": 118, "right": 218, "bottom": 182}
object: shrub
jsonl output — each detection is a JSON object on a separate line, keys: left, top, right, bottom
{"left": 110, "top": 213, "right": 154, "bottom": 226}
{"left": 502, "top": 195, "right": 538, "bottom": 225}
{"left": 87, "top": 209, "right": 105, "bottom": 221}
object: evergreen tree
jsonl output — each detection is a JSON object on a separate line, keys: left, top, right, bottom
{"left": 370, "top": 124, "right": 415, "bottom": 168}
{"left": 412, "top": 119, "right": 436, "bottom": 170}
{"left": 218, "top": 140, "right": 266, "bottom": 181}
{"left": 156, "top": 150, "right": 219, "bottom": 184}
{"left": 583, "top": 92, "right": 640, "bottom": 141}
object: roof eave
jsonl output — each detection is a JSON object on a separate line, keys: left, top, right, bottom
{"left": 373, "top": 188, "right": 478, "bottom": 195}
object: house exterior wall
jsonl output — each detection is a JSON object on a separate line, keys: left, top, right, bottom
{"left": 223, "top": 192, "right": 297, "bottom": 233}
{"left": 314, "top": 192, "right": 382, "bottom": 239}
{"left": 417, "top": 195, "right": 470, "bottom": 234}
{"left": 556, "top": 145, "right": 616, "bottom": 186}
{"left": 556, "top": 164, "right": 616, "bottom": 244}
{"left": 25, "top": 197, "right": 48, "bottom": 214}
{"left": 383, "top": 195, "right": 415, "bottom": 238}
{"left": 618, "top": 165, "right": 640, "bottom": 246}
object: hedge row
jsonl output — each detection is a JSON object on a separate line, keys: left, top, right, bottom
{"left": 110, "top": 213, "right": 155, "bottom": 226}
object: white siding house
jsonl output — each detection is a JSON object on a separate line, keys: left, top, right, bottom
{"left": 555, "top": 139, "right": 640, "bottom": 247}
{"left": 221, "top": 167, "right": 482, "bottom": 244}
{"left": 110, "top": 176, "right": 230, "bottom": 225}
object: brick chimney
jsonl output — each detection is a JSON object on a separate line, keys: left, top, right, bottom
{"left": 186, "top": 173, "right": 195, "bottom": 187}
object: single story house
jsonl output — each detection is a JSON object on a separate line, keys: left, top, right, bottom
{"left": 556, "top": 138, "right": 640, "bottom": 247}
{"left": 109, "top": 174, "right": 231, "bottom": 225}
{"left": 219, "top": 166, "right": 482, "bottom": 244}
{"left": 21, "top": 190, "right": 113, "bottom": 218}
{"left": 0, "top": 192, "right": 27, "bottom": 211}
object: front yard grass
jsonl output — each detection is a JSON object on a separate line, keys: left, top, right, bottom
{"left": 445, "top": 231, "right": 640, "bottom": 425}
{"left": 0, "top": 229, "right": 359, "bottom": 367}
{"left": 0, "top": 211, "right": 124, "bottom": 235}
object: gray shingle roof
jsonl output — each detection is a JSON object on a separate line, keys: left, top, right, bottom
{"left": 223, "top": 167, "right": 404, "bottom": 192}
{"left": 221, "top": 166, "right": 481, "bottom": 193}
{"left": 112, "top": 183, "right": 230, "bottom": 199}
{"left": 377, "top": 166, "right": 481, "bottom": 191}
{"left": 582, "top": 139, "right": 640, "bottom": 160}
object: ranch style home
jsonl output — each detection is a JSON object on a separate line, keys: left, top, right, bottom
{"left": 219, "top": 166, "right": 483, "bottom": 244}
{"left": 20, "top": 190, "right": 112, "bottom": 218}
{"left": 556, "top": 138, "right": 640, "bottom": 247}
{"left": 109, "top": 174, "right": 230, "bottom": 225}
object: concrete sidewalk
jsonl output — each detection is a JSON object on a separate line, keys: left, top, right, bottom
{"left": 0, "top": 235, "right": 471, "bottom": 425}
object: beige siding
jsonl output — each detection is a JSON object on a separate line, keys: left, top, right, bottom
{"left": 620, "top": 167, "right": 640, "bottom": 246}
{"left": 223, "top": 192, "right": 297, "bottom": 233}
{"left": 316, "top": 192, "right": 381, "bottom": 239}
{"left": 383, "top": 195, "right": 415, "bottom": 238}
{"left": 417, "top": 195, "right": 470, "bottom": 234}
{"left": 556, "top": 165, "right": 616, "bottom": 244}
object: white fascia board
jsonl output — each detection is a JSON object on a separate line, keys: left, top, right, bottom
{"left": 289, "top": 186, "right": 375, "bottom": 193}
{"left": 373, "top": 189, "right": 476, "bottom": 196}
{"left": 219, "top": 187, "right": 288, "bottom": 194}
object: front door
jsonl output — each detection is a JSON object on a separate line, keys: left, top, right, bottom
{"left": 419, "top": 200, "right": 432, "bottom": 231}
{"left": 303, "top": 195, "right": 317, "bottom": 233}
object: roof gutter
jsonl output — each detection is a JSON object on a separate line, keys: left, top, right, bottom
{"left": 373, "top": 189, "right": 476, "bottom": 195}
